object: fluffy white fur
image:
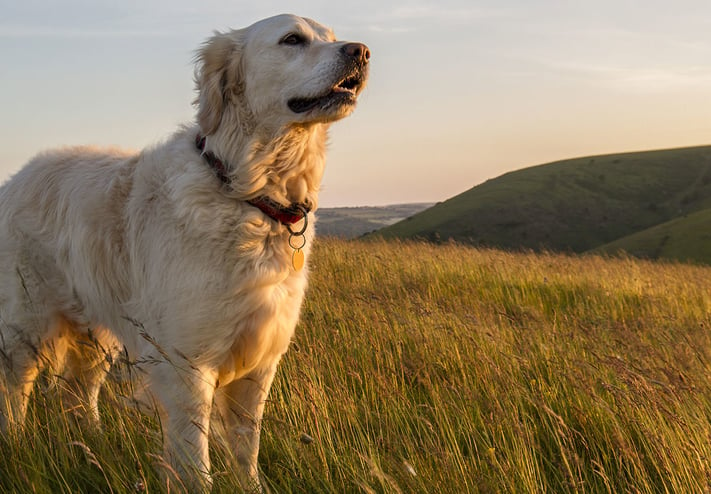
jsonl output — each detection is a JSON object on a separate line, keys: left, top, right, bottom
{"left": 0, "top": 14, "right": 368, "bottom": 492}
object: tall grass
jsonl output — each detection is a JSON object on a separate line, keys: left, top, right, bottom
{"left": 3, "top": 238, "right": 711, "bottom": 492}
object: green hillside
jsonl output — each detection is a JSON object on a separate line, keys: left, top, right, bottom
{"left": 374, "top": 146, "right": 711, "bottom": 254}
{"left": 595, "top": 207, "right": 711, "bottom": 264}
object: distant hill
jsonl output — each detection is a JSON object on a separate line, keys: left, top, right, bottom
{"left": 595, "top": 208, "right": 711, "bottom": 265}
{"left": 373, "top": 145, "right": 711, "bottom": 261}
{"left": 317, "top": 203, "right": 433, "bottom": 238}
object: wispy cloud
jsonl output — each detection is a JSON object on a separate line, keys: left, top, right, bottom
{"left": 389, "top": 4, "right": 512, "bottom": 22}
{"left": 605, "top": 66, "right": 711, "bottom": 92}
{"left": 0, "top": 1, "right": 231, "bottom": 39}
{"left": 0, "top": 25, "right": 181, "bottom": 38}
{"left": 503, "top": 17, "right": 711, "bottom": 93}
{"left": 362, "top": 25, "right": 415, "bottom": 35}
{"left": 544, "top": 60, "right": 711, "bottom": 92}
{"left": 346, "top": 2, "right": 515, "bottom": 34}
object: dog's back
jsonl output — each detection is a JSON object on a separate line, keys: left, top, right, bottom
{"left": 0, "top": 147, "right": 137, "bottom": 322}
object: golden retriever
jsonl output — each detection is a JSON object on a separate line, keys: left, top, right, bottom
{"left": 0, "top": 13, "right": 369, "bottom": 492}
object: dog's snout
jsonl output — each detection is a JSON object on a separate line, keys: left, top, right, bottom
{"left": 341, "top": 42, "right": 371, "bottom": 63}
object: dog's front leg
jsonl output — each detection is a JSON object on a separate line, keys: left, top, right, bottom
{"left": 214, "top": 361, "right": 279, "bottom": 492}
{"left": 147, "top": 361, "right": 217, "bottom": 493}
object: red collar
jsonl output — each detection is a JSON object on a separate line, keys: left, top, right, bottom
{"left": 196, "top": 134, "right": 311, "bottom": 227}
{"left": 196, "top": 134, "right": 230, "bottom": 185}
{"left": 247, "top": 196, "right": 310, "bottom": 227}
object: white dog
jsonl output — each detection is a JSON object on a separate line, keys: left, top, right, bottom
{"left": 0, "top": 14, "right": 369, "bottom": 492}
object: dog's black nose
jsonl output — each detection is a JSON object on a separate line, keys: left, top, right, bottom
{"left": 341, "top": 42, "right": 371, "bottom": 63}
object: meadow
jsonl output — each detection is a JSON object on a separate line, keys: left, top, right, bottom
{"left": 2, "top": 238, "right": 711, "bottom": 493}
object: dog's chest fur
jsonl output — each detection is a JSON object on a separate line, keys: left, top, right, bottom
{"left": 215, "top": 265, "right": 307, "bottom": 386}
{"left": 118, "top": 134, "right": 314, "bottom": 383}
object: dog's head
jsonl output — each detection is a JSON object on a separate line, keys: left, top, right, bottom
{"left": 195, "top": 14, "right": 370, "bottom": 136}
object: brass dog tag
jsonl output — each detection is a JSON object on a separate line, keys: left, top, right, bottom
{"left": 292, "top": 248, "right": 305, "bottom": 271}
{"left": 287, "top": 211, "right": 308, "bottom": 272}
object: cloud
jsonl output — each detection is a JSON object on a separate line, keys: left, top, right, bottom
{"left": 0, "top": 1, "right": 237, "bottom": 39}
{"left": 389, "top": 4, "right": 511, "bottom": 22}
{"left": 342, "top": 1, "right": 514, "bottom": 34}
{"left": 609, "top": 66, "right": 711, "bottom": 92}
{"left": 0, "top": 25, "right": 179, "bottom": 38}
{"left": 544, "top": 60, "right": 711, "bottom": 93}
{"left": 363, "top": 25, "right": 415, "bottom": 34}
{"left": 503, "top": 18, "right": 711, "bottom": 93}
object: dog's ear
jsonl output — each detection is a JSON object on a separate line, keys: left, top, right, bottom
{"left": 194, "top": 31, "right": 245, "bottom": 136}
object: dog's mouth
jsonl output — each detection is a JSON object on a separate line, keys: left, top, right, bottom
{"left": 288, "top": 71, "right": 366, "bottom": 114}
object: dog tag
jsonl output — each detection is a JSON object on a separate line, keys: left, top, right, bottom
{"left": 292, "top": 248, "right": 305, "bottom": 271}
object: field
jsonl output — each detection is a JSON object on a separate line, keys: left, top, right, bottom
{"left": 3, "top": 238, "right": 711, "bottom": 493}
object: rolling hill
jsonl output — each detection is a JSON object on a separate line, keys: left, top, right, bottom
{"left": 595, "top": 207, "right": 711, "bottom": 264}
{"left": 373, "top": 145, "right": 711, "bottom": 261}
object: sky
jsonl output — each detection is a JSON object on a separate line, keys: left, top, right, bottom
{"left": 1, "top": 1, "right": 711, "bottom": 207}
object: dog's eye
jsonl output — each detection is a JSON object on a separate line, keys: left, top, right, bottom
{"left": 280, "top": 33, "right": 306, "bottom": 46}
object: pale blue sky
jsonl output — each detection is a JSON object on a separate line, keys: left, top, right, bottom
{"left": 2, "top": 1, "right": 711, "bottom": 206}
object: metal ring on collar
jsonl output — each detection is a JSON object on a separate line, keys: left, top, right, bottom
{"left": 289, "top": 233, "right": 307, "bottom": 250}
{"left": 286, "top": 205, "right": 309, "bottom": 236}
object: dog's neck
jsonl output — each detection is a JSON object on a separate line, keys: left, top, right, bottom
{"left": 197, "top": 123, "right": 328, "bottom": 211}
{"left": 196, "top": 133, "right": 312, "bottom": 226}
